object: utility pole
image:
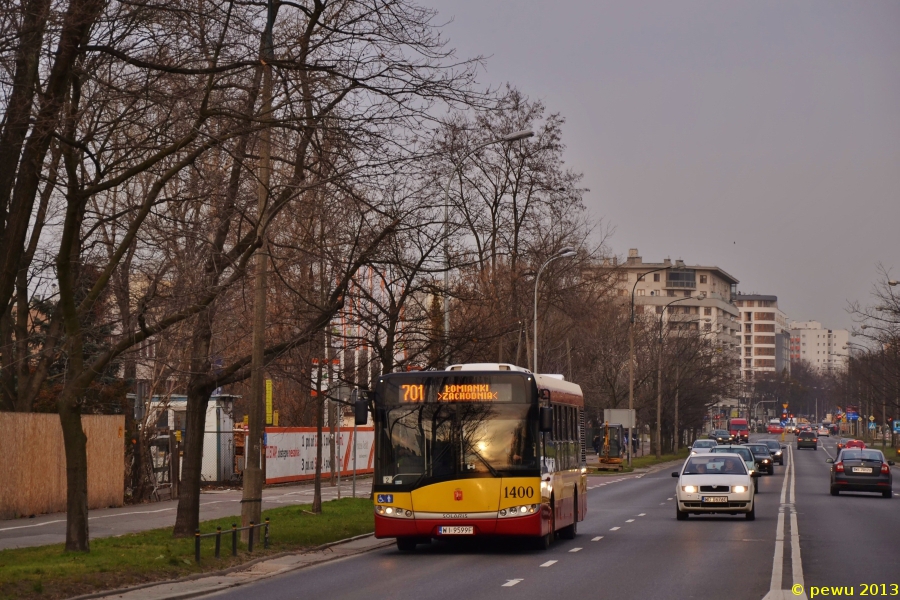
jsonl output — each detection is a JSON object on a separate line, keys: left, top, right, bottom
{"left": 241, "top": 0, "right": 275, "bottom": 541}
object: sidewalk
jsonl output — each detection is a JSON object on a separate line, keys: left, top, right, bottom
{"left": 73, "top": 534, "right": 392, "bottom": 600}
{"left": 0, "top": 478, "right": 372, "bottom": 550}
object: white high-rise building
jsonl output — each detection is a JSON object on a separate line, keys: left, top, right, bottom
{"left": 789, "top": 321, "right": 849, "bottom": 373}
{"left": 733, "top": 294, "right": 791, "bottom": 380}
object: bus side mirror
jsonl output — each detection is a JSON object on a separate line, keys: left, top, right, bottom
{"left": 539, "top": 406, "right": 553, "bottom": 433}
{"left": 352, "top": 389, "right": 369, "bottom": 426}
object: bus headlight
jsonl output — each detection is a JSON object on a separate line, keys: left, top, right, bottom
{"left": 498, "top": 504, "right": 538, "bottom": 518}
{"left": 375, "top": 505, "right": 414, "bottom": 518}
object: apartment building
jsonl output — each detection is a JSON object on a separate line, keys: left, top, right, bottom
{"left": 733, "top": 294, "right": 791, "bottom": 380}
{"left": 789, "top": 321, "right": 849, "bottom": 373}
{"left": 614, "top": 249, "right": 742, "bottom": 352}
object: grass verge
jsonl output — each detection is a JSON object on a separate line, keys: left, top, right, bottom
{"left": 589, "top": 447, "right": 690, "bottom": 474}
{"left": 0, "top": 497, "right": 374, "bottom": 600}
{"left": 630, "top": 447, "right": 691, "bottom": 470}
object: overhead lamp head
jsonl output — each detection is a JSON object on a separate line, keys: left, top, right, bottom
{"left": 860, "top": 325, "right": 868, "bottom": 330}
{"left": 888, "top": 280, "right": 898, "bottom": 286}
{"left": 556, "top": 246, "right": 577, "bottom": 258}
{"left": 502, "top": 130, "right": 534, "bottom": 142}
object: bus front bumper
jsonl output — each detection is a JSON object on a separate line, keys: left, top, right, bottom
{"left": 375, "top": 511, "right": 544, "bottom": 538}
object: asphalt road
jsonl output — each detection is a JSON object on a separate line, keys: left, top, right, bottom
{"left": 202, "top": 435, "right": 898, "bottom": 600}
{"left": 0, "top": 479, "right": 372, "bottom": 550}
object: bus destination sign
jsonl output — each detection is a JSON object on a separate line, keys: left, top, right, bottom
{"left": 399, "top": 382, "right": 512, "bottom": 403}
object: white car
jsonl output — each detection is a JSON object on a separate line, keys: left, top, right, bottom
{"left": 672, "top": 453, "right": 758, "bottom": 520}
{"left": 690, "top": 439, "right": 718, "bottom": 455}
{"left": 817, "top": 426, "right": 829, "bottom": 437}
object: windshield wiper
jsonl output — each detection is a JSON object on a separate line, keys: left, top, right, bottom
{"left": 466, "top": 445, "right": 500, "bottom": 477}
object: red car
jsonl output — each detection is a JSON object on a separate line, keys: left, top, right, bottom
{"left": 767, "top": 423, "right": 785, "bottom": 434}
{"left": 844, "top": 439, "right": 866, "bottom": 450}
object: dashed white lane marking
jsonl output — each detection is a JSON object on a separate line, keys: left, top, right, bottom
{"left": 659, "top": 502, "right": 665, "bottom": 505}
{"left": 610, "top": 526, "right": 620, "bottom": 531}
{"left": 540, "top": 560, "right": 557, "bottom": 567}
{"left": 625, "top": 519, "right": 634, "bottom": 523}
{"left": 592, "top": 536, "right": 603, "bottom": 541}
{"left": 638, "top": 513, "right": 646, "bottom": 516}
{"left": 569, "top": 547, "right": 582, "bottom": 553}
{"left": 667, "top": 497, "right": 673, "bottom": 501}
{"left": 502, "top": 579, "right": 523, "bottom": 587}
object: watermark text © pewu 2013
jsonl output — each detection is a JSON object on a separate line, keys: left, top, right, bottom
{"left": 792, "top": 583, "right": 900, "bottom": 597}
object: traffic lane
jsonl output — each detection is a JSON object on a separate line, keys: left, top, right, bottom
{"left": 204, "top": 473, "right": 682, "bottom": 600}
{"left": 533, "top": 464, "right": 785, "bottom": 600}
{"left": 205, "top": 468, "right": 784, "bottom": 600}
{"left": 0, "top": 480, "right": 371, "bottom": 550}
{"left": 793, "top": 440, "right": 900, "bottom": 590}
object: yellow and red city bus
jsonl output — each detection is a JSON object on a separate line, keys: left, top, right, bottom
{"left": 368, "top": 363, "right": 586, "bottom": 551}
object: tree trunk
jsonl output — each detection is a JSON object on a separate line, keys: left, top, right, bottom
{"left": 58, "top": 394, "right": 89, "bottom": 551}
{"left": 173, "top": 384, "right": 213, "bottom": 535}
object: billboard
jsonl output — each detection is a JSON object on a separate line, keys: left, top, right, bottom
{"left": 265, "top": 427, "right": 374, "bottom": 484}
{"left": 603, "top": 408, "right": 635, "bottom": 428}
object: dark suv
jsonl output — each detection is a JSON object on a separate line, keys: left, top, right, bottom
{"left": 797, "top": 431, "right": 818, "bottom": 450}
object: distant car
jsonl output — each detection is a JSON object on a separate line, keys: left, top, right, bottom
{"left": 817, "top": 426, "right": 829, "bottom": 437}
{"left": 744, "top": 443, "right": 775, "bottom": 475}
{"left": 712, "top": 429, "right": 734, "bottom": 444}
{"left": 797, "top": 431, "right": 818, "bottom": 450}
{"left": 710, "top": 445, "right": 758, "bottom": 492}
{"left": 759, "top": 439, "right": 786, "bottom": 465}
{"left": 673, "top": 453, "right": 757, "bottom": 520}
{"left": 845, "top": 439, "right": 866, "bottom": 451}
{"left": 828, "top": 449, "right": 894, "bottom": 498}
{"left": 767, "top": 422, "right": 785, "bottom": 434}
{"left": 691, "top": 439, "right": 718, "bottom": 455}
{"left": 836, "top": 438, "right": 851, "bottom": 453}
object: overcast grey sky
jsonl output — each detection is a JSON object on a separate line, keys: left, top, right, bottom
{"left": 422, "top": 0, "right": 900, "bottom": 330}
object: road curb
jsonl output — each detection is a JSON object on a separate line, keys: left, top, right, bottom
{"left": 66, "top": 532, "right": 384, "bottom": 600}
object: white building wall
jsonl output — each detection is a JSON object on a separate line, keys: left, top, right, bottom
{"left": 790, "top": 321, "right": 850, "bottom": 373}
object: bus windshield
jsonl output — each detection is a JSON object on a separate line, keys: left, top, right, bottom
{"left": 377, "top": 402, "right": 539, "bottom": 489}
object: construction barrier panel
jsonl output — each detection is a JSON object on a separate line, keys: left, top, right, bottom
{"left": 0, "top": 413, "right": 125, "bottom": 520}
{"left": 264, "top": 427, "right": 374, "bottom": 484}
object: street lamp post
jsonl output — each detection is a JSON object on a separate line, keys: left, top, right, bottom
{"left": 628, "top": 265, "right": 671, "bottom": 466}
{"left": 655, "top": 292, "right": 706, "bottom": 458}
{"left": 533, "top": 247, "right": 577, "bottom": 373}
{"left": 443, "top": 130, "right": 534, "bottom": 364}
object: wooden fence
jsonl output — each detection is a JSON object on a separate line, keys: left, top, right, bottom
{"left": 0, "top": 413, "right": 125, "bottom": 520}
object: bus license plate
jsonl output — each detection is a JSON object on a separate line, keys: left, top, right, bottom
{"left": 701, "top": 496, "right": 728, "bottom": 503}
{"left": 439, "top": 526, "right": 474, "bottom": 535}
{"left": 851, "top": 467, "right": 873, "bottom": 473}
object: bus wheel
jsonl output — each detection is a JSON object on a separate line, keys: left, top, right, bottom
{"left": 559, "top": 493, "right": 578, "bottom": 540}
{"left": 536, "top": 499, "right": 555, "bottom": 549}
{"left": 396, "top": 538, "right": 417, "bottom": 552}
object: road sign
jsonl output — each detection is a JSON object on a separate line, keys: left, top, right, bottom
{"left": 868, "top": 421, "right": 876, "bottom": 430}
{"left": 783, "top": 403, "right": 789, "bottom": 409}
{"left": 869, "top": 415, "right": 875, "bottom": 422}
{"left": 894, "top": 421, "right": 900, "bottom": 434}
